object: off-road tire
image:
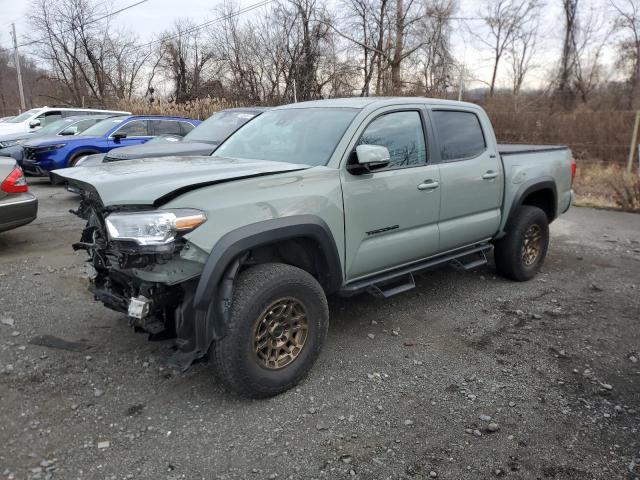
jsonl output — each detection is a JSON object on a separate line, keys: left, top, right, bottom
{"left": 211, "top": 263, "right": 329, "bottom": 398}
{"left": 494, "top": 205, "right": 549, "bottom": 281}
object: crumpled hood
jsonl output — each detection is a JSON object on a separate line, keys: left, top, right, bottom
{"left": 51, "top": 156, "right": 310, "bottom": 207}
{"left": 104, "top": 141, "right": 214, "bottom": 161}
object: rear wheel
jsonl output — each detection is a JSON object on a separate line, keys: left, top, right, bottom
{"left": 211, "top": 263, "right": 329, "bottom": 398}
{"left": 494, "top": 205, "right": 549, "bottom": 281}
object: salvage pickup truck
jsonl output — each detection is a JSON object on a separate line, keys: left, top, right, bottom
{"left": 52, "top": 97, "right": 575, "bottom": 398}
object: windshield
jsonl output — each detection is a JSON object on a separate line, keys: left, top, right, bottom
{"left": 36, "top": 118, "right": 75, "bottom": 135}
{"left": 80, "top": 117, "right": 126, "bottom": 137}
{"left": 185, "top": 110, "right": 258, "bottom": 144}
{"left": 6, "top": 109, "right": 42, "bottom": 123}
{"left": 212, "top": 108, "right": 358, "bottom": 166}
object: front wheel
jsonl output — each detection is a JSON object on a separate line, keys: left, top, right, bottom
{"left": 67, "top": 153, "right": 92, "bottom": 168}
{"left": 211, "top": 263, "right": 329, "bottom": 398}
{"left": 494, "top": 205, "right": 550, "bottom": 281}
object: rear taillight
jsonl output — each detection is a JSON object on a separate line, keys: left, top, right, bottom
{"left": 1, "top": 166, "right": 29, "bottom": 193}
{"left": 570, "top": 157, "right": 576, "bottom": 186}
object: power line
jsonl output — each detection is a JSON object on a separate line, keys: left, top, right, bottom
{"left": 136, "top": 0, "right": 275, "bottom": 51}
{"left": 0, "top": 0, "right": 151, "bottom": 55}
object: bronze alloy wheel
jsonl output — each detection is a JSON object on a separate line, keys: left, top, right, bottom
{"left": 522, "top": 224, "right": 542, "bottom": 266}
{"left": 253, "top": 297, "right": 309, "bottom": 370}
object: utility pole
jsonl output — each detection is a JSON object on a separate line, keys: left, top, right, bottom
{"left": 457, "top": 65, "right": 464, "bottom": 102}
{"left": 10, "top": 23, "right": 26, "bottom": 111}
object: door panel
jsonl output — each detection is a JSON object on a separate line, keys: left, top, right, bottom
{"left": 431, "top": 109, "right": 502, "bottom": 251}
{"left": 341, "top": 109, "right": 440, "bottom": 281}
{"left": 342, "top": 166, "right": 441, "bottom": 279}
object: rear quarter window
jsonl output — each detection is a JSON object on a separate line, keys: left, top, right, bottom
{"left": 432, "top": 110, "right": 486, "bottom": 161}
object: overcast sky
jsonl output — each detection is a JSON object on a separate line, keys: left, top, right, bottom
{"left": 0, "top": 0, "right": 615, "bottom": 92}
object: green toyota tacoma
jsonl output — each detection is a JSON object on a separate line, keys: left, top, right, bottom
{"left": 52, "top": 97, "right": 575, "bottom": 398}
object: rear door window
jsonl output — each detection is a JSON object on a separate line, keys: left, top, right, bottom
{"left": 432, "top": 110, "right": 486, "bottom": 161}
{"left": 151, "top": 120, "right": 186, "bottom": 136}
{"left": 115, "top": 120, "right": 150, "bottom": 137}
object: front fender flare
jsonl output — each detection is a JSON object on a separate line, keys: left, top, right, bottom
{"left": 183, "top": 214, "right": 342, "bottom": 345}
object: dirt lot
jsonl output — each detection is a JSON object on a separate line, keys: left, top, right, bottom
{"left": 0, "top": 180, "right": 639, "bottom": 480}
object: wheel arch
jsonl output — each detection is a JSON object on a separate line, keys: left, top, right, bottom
{"left": 185, "top": 215, "right": 341, "bottom": 341}
{"left": 506, "top": 177, "right": 557, "bottom": 227}
{"left": 67, "top": 148, "right": 101, "bottom": 167}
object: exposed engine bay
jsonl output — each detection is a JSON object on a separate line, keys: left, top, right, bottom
{"left": 71, "top": 192, "right": 190, "bottom": 340}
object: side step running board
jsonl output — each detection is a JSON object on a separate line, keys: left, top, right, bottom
{"left": 367, "top": 273, "right": 416, "bottom": 298}
{"left": 340, "top": 243, "right": 493, "bottom": 298}
{"left": 450, "top": 248, "right": 490, "bottom": 271}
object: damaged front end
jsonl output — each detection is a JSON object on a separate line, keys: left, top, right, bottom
{"left": 71, "top": 189, "right": 211, "bottom": 365}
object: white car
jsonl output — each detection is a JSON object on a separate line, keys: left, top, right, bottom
{"left": 0, "top": 107, "right": 130, "bottom": 135}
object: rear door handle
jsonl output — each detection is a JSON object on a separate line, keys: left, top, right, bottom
{"left": 482, "top": 171, "right": 498, "bottom": 180}
{"left": 417, "top": 180, "right": 439, "bottom": 191}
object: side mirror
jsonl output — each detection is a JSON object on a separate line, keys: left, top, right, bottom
{"left": 112, "top": 132, "right": 127, "bottom": 142}
{"left": 59, "top": 129, "right": 76, "bottom": 136}
{"left": 29, "top": 119, "right": 41, "bottom": 129}
{"left": 348, "top": 144, "right": 390, "bottom": 174}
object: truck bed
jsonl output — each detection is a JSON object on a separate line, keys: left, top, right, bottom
{"left": 497, "top": 144, "right": 573, "bottom": 233}
{"left": 498, "top": 144, "right": 569, "bottom": 155}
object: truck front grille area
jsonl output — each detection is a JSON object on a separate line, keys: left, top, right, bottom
{"left": 23, "top": 147, "right": 38, "bottom": 161}
{"left": 70, "top": 196, "right": 185, "bottom": 330}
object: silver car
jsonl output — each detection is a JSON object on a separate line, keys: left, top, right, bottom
{"left": 0, "top": 158, "right": 37, "bottom": 233}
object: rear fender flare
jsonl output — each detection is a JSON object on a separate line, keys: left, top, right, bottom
{"left": 505, "top": 177, "right": 557, "bottom": 228}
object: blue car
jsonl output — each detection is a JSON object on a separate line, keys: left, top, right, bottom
{"left": 21, "top": 115, "right": 201, "bottom": 175}
{"left": 0, "top": 115, "right": 117, "bottom": 164}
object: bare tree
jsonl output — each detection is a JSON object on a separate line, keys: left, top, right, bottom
{"left": 612, "top": 0, "right": 640, "bottom": 108}
{"left": 414, "top": 0, "right": 457, "bottom": 95}
{"left": 557, "top": 0, "right": 579, "bottom": 109}
{"left": 337, "top": 0, "right": 388, "bottom": 95}
{"left": 473, "top": 0, "right": 539, "bottom": 96}
{"left": 105, "top": 30, "right": 153, "bottom": 100}
{"left": 507, "top": 10, "right": 539, "bottom": 105}
{"left": 573, "top": 7, "right": 611, "bottom": 103}
{"left": 386, "top": 0, "right": 426, "bottom": 93}
{"left": 159, "top": 19, "right": 215, "bottom": 102}
{"left": 28, "top": 0, "right": 154, "bottom": 105}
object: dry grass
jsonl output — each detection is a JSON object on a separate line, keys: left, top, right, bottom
{"left": 113, "top": 98, "right": 232, "bottom": 120}
{"left": 574, "top": 162, "right": 640, "bottom": 212}
{"left": 487, "top": 109, "right": 636, "bottom": 166}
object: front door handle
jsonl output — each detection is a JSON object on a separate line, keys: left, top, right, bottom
{"left": 482, "top": 171, "right": 498, "bottom": 180}
{"left": 417, "top": 180, "right": 440, "bottom": 191}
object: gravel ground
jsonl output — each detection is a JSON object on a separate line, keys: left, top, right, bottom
{"left": 1, "top": 180, "right": 639, "bottom": 480}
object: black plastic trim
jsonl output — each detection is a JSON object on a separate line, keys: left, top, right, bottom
{"left": 340, "top": 242, "right": 493, "bottom": 297}
{"left": 499, "top": 146, "right": 569, "bottom": 156}
{"left": 507, "top": 176, "right": 558, "bottom": 225}
{"left": 193, "top": 215, "right": 343, "bottom": 313}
